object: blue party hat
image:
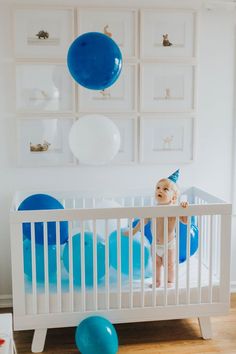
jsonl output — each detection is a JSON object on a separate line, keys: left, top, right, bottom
{"left": 167, "top": 169, "right": 179, "bottom": 183}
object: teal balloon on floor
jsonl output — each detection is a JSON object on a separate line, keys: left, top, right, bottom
{"left": 23, "top": 239, "right": 57, "bottom": 283}
{"left": 109, "top": 229, "right": 151, "bottom": 279}
{"left": 62, "top": 232, "right": 105, "bottom": 287}
{"left": 75, "top": 316, "right": 118, "bottom": 354}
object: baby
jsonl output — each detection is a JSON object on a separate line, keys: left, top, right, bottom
{"left": 125, "top": 169, "right": 188, "bottom": 287}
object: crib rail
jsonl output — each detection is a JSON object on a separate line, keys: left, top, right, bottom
{"left": 10, "top": 190, "right": 232, "bottom": 331}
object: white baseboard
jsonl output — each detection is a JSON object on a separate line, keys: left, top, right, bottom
{"left": 231, "top": 281, "right": 236, "bottom": 293}
{"left": 0, "top": 295, "right": 12, "bottom": 308}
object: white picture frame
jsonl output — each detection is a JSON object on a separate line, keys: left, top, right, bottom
{"left": 110, "top": 115, "right": 137, "bottom": 164}
{"left": 16, "top": 63, "right": 75, "bottom": 114}
{"left": 140, "top": 63, "right": 195, "bottom": 113}
{"left": 17, "top": 117, "right": 75, "bottom": 166}
{"left": 77, "top": 8, "right": 137, "bottom": 59}
{"left": 13, "top": 7, "right": 74, "bottom": 59}
{"left": 140, "top": 115, "right": 195, "bottom": 163}
{"left": 78, "top": 64, "right": 137, "bottom": 113}
{"left": 140, "top": 9, "right": 196, "bottom": 59}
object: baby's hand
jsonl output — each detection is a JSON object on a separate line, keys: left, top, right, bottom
{"left": 123, "top": 229, "right": 129, "bottom": 237}
{"left": 180, "top": 201, "right": 188, "bottom": 208}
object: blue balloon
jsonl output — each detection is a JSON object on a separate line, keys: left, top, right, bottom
{"left": 109, "top": 229, "right": 151, "bottom": 279}
{"left": 23, "top": 239, "right": 57, "bottom": 283}
{"left": 179, "top": 223, "right": 199, "bottom": 263}
{"left": 18, "top": 194, "right": 68, "bottom": 245}
{"left": 62, "top": 232, "right": 105, "bottom": 287}
{"left": 132, "top": 219, "right": 152, "bottom": 244}
{"left": 75, "top": 316, "right": 118, "bottom": 354}
{"left": 67, "top": 32, "right": 122, "bottom": 90}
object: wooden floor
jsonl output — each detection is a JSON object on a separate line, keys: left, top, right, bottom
{"left": 1, "top": 294, "right": 236, "bottom": 354}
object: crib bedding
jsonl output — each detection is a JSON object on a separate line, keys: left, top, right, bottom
{"left": 24, "top": 255, "right": 219, "bottom": 314}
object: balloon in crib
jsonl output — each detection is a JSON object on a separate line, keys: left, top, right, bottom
{"left": 23, "top": 239, "right": 57, "bottom": 283}
{"left": 75, "top": 316, "right": 118, "bottom": 354}
{"left": 62, "top": 232, "right": 105, "bottom": 287}
{"left": 67, "top": 32, "right": 122, "bottom": 90}
{"left": 179, "top": 223, "right": 199, "bottom": 263}
{"left": 18, "top": 194, "right": 68, "bottom": 245}
{"left": 109, "top": 229, "right": 151, "bottom": 278}
{"left": 69, "top": 115, "right": 121, "bottom": 165}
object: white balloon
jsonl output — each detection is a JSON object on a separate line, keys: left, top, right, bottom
{"left": 69, "top": 115, "right": 121, "bottom": 165}
{"left": 85, "top": 200, "right": 128, "bottom": 240}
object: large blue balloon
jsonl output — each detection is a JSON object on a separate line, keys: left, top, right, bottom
{"left": 67, "top": 32, "right": 122, "bottom": 90}
{"left": 179, "top": 222, "right": 198, "bottom": 263}
{"left": 23, "top": 238, "right": 57, "bottom": 283}
{"left": 75, "top": 316, "right": 118, "bottom": 354}
{"left": 18, "top": 194, "right": 68, "bottom": 245}
{"left": 109, "top": 229, "right": 151, "bottom": 279}
{"left": 62, "top": 232, "right": 105, "bottom": 287}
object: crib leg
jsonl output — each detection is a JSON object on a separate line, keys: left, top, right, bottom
{"left": 198, "top": 317, "right": 212, "bottom": 339}
{"left": 31, "top": 328, "right": 47, "bottom": 353}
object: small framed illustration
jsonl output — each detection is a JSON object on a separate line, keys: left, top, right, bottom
{"left": 140, "top": 63, "right": 195, "bottom": 113}
{"left": 140, "top": 115, "right": 194, "bottom": 163}
{"left": 110, "top": 115, "right": 137, "bottom": 164}
{"left": 140, "top": 9, "right": 196, "bottom": 59}
{"left": 13, "top": 7, "right": 74, "bottom": 59}
{"left": 77, "top": 8, "right": 137, "bottom": 59}
{"left": 78, "top": 64, "right": 137, "bottom": 113}
{"left": 17, "top": 117, "right": 75, "bottom": 166}
{"left": 16, "top": 63, "right": 75, "bottom": 113}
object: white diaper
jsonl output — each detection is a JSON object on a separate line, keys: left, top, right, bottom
{"left": 156, "top": 239, "right": 176, "bottom": 258}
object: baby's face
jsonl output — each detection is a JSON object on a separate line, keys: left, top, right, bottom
{"left": 155, "top": 179, "right": 176, "bottom": 205}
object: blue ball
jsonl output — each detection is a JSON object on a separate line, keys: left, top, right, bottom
{"left": 109, "top": 229, "right": 151, "bottom": 279}
{"left": 23, "top": 239, "right": 57, "bottom": 283}
{"left": 67, "top": 32, "right": 122, "bottom": 90}
{"left": 62, "top": 232, "right": 105, "bottom": 287}
{"left": 179, "top": 223, "right": 199, "bottom": 263}
{"left": 18, "top": 194, "right": 68, "bottom": 245}
{"left": 75, "top": 316, "right": 118, "bottom": 354}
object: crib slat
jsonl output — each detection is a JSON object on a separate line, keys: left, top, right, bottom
{"left": 164, "top": 217, "right": 168, "bottom": 306}
{"left": 175, "top": 217, "right": 180, "bottom": 305}
{"left": 152, "top": 217, "right": 157, "bottom": 307}
{"left": 198, "top": 215, "right": 202, "bottom": 304}
{"left": 56, "top": 222, "right": 61, "bottom": 313}
{"left": 43, "top": 222, "right": 49, "bottom": 314}
{"left": 105, "top": 219, "right": 109, "bottom": 310}
{"left": 209, "top": 215, "right": 214, "bottom": 303}
{"left": 129, "top": 218, "right": 133, "bottom": 309}
{"left": 140, "top": 218, "right": 145, "bottom": 308}
{"left": 68, "top": 221, "right": 74, "bottom": 312}
{"left": 186, "top": 217, "right": 191, "bottom": 305}
{"left": 31, "top": 223, "right": 37, "bottom": 315}
{"left": 81, "top": 222, "right": 86, "bottom": 312}
{"left": 117, "top": 219, "right": 121, "bottom": 309}
{"left": 93, "top": 220, "right": 98, "bottom": 311}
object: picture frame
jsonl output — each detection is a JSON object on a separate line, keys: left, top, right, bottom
{"left": 13, "top": 7, "right": 74, "bottom": 59}
{"left": 77, "top": 8, "right": 137, "bottom": 59}
{"left": 16, "top": 63, "right": 75, "bottom": 114}
{"left": 110, "top": 115, "right": 137, "bottom": 164}
{"left": 140, "top": 9, "right": 196, "bottom": 59}
{"left": 140, "top": 63, "right": 195, "bottom": 113}
{"left": 140, "top": 115, "right": 195, "bottom": 163}
{"left": 78, "top": 64, "right": 137, "bottom": 113}
{"left": 17, "top": 117, "right": 75, "bottom": 166}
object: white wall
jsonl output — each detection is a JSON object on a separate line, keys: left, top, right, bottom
{"left": 0, "top": 0, "right": 236, "bottom": 299}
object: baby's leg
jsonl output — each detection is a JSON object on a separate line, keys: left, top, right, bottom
{"left": 168, "top": 248, "right": 175, "bottom": 287}
{"left": 156, "top": 255, "right": 162, "bottom": 287}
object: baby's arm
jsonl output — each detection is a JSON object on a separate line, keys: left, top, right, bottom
{"left": 123, "top": 217, "right": 151, "bottom": 236}
{"left": 179, "top": 201, "right": 188, "bottom": 224}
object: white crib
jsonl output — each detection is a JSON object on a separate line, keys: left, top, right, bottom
{"left": 10, "top": 187, "right": 232, "bottom": 353}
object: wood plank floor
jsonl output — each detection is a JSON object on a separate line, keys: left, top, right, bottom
{"left": 1, "top": 294, "right": 236, "bottom": 354}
